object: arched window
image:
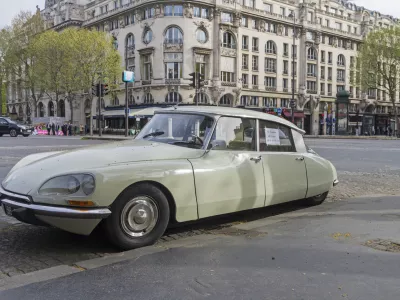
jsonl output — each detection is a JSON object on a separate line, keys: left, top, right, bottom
{"left": 165, "top": 92, "right": 182, "bottom": 103}
{"left": 219, "top": 94, "right": 232, "bottom": 106}
{"left": 58, "top": 100, "right": 65, "bottom": 117}
{"left": 126, "top": 34, "right": 135, "bottom": 50}
{"left": 265, "top": 41, "right": 277, "bottom": 54}
{"left": 337, "top": 54, "right": 346, "bottom": 66}
{"left": 164, "top": 26, "right": 183, "bottom": 44}
{"left": 48, "top": 101, "right": 54, "bottom": 117}
{"left": 194, "top": 93, "right": 208, "bottom": 104}
{"left": 240, "top": 96, "right": 248, "bottom": 106}
{"left": 307, "top": 47, "right": 317, "bottom": 60}
{"left": 144, "top": 93, "right": 154, "bottom": 104}
{"left": 38, "top": 102, "right": 45, "bottom": 117}
{"left": 222, "top": 32, "right": 236, "bottom": 49}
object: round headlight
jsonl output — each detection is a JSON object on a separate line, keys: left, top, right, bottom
{"left": 67, "top": 176, "right": 80, "bottom": 194}
{"left": 81, "top": 175, "right": 95, "bottom": 195}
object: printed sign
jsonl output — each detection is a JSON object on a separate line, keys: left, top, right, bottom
{"left": 265, "top": 128, "right": 280, "bottom": 145}
{"left": 122, "top": 71, "right": 135, "bottom": 83}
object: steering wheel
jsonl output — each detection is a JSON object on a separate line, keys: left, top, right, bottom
{"left": 192, "top": 135, "right": 204, "bottom": 146}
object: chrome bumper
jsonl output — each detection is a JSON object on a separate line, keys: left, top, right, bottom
{"left": 333, "top": 179, "right": 339, "bottom": 187}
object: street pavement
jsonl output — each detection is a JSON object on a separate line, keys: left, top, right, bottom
{"left": 2, "top": 195, "right": 400, "bottom": 299}
{"left": 0, "top": 136, "right": 400, "bottom": 297}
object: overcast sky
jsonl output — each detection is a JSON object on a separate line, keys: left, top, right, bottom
{"left": 0, "top": 0, "right": 399, "bottom": 28}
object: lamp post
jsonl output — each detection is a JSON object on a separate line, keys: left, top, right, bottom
{"left": 288, "top": 12, "right": 296, "bottom": 123}
{"left": 356, "top": 108, "right": 359, "bottom": 136}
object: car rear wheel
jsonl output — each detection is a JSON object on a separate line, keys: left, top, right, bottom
{"left": 303, "top": 192, "right": 328, "bottom": 206}
{"left": 9, "top": 129, "right": 17, "bottom": 137}
{"left": 104, "top": 183, "right": 170, "bottom": 250}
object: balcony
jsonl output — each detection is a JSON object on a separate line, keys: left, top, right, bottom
{"left": 165, "top": 78, "right": 181, "bottom": 85}
{"left": 283, "top": 88, "right": 289, "bottom": 92}
{"left": 243, "top": 84, "right": 249, "bottom": 89}
{"left": 265, "top": 69, "right": 276, "bottom": 73}
{"left": 242, "top": 65, "right": 249, "bottom": 70}
{"left": 328, "top": 60, "right": 333, "bottom": 64}
{"left": 328, "top": 76, "right": 332, "bottom": 81}
{"left": 308, "top": 90, "right": 318, "bottom": 94}
{"left": 252, "top": 85, "right": 259, "bottom": 90}
{"left": 164, "top": 39, "right": 183, "bottom": 51}
{"left": 142, "top": 80, "right": 152, "bottom": 85}
{"left": 252, "top": 66, "right": 259, "bottom": 71}
{"left": 337, "top": 78, "right": 345, "bottom": 83}
{"left": 265, "top": 87, "right": 277, "bottom": 92}
{"left": 321, "top": 91, "right": 326, "bottom": 95}
{"left": 221, "top": 82, "right": 237, "bottom": 87}
{"left": 252, "top": 46, "right": 259, "bottom": 52}
{"left": 307, "top": 73, "right": 317, "bottom": 78}
{"left": 321, "top": 75, "right": 325, "bottom": 80}
{"left": 242, "top": 45, "right": 249, "bottom": 50}
{"left": 368, "top": 95, "right": 376, "bottom": 99}
{"left": 328, "top": 92, "right": 333, "bottom": 96}
{"left": 283, "top": 52, "right": 289, "bottom": 57}
{"left": 283, "top": 70, "right": 288, "bottom": 75}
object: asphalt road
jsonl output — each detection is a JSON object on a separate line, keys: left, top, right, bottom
{"left": 2, "top": 195, "right": 400, "bottom": 300}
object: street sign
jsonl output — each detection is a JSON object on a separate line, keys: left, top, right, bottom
{"left": 125, "top": 108, "right": 130, "bottom": 114}
{"left": 277, "top": 108, "right": 282, "bottom": 116}
{"left": 122, "top": 71, "right": 135, "bottom": 83}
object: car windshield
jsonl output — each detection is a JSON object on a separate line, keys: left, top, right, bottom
{"left": 135, "top": 113, "right": 215, "bottom": 149}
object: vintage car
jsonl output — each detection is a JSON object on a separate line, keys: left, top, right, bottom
{"left": 0, "top": 106, "right": 338, "bottom": 249}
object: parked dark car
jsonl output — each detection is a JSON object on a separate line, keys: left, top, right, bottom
{"left": 0, "top": 117, "right": 32, "bottom": 137}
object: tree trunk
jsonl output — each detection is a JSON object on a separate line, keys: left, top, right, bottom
{"left": 393, "top": 101, "right": 398, "bottom": 137}
{"left": 68, "top": 95, "right": 74, "bottom": 124}
{"left": 89, "top": 97, "right": 93, "bottom": 136}
{"left": 0, "top": 82, "right": 3, "bottom": 116}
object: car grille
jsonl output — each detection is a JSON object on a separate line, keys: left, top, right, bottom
{"left": 0, "top": 189, "right": 31, "bottom": 204}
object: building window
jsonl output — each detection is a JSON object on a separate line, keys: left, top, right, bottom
{"left": 281, "top": 99, "right": 289, "bottom": 108}
{"left": 307, "top": 47, "right": 317, "bottom": 60}
{"left": 283, "top": 78, "right": 288, "bottom": 89}
{"left": 283, "top": 60, "right": 288, "bottom": 75}
{"left": 142, "top": 54, "right": 152, "bottom": 80}
{"left": 307, "top": 64, "right": 316, "bottom": 77}
{"left": 251, "top": 19, "right": 257, "bottom": 29}
{"left": 221, "top": 72, "right": 235, "bottom": 82}
{"left": 219, "top": 95, "right": 232, "bottom": 106}
{"left": 193, "top": 7, "right": 209, "bottom": 19}
{"left": 264, "top": 4, "right": 272, "bottom": 13}
{"left": 196, "top": 28, "right": 207, "bottom": 43}
{"left": 242, "top": 74, "right": 248, "bottom": 84}
{"left": 264, "top": 77, "right": 276, "bottom": 88}
{"left": 320, "top": 66, "right": 325, "bottom": 79}
{"left": 263, "top": 97, "right": 277, "bottom": 107}
{"left": 321, "top": 50, "right": 325, "bottom": 63}
{"left": 223, "top": 32, "right": 236, "bottom": 48}
{"left": 335, "top": 22, "right": 342, "bottom": 30}
{"left": 242, "top": 35, "right": 249, "bottom": 50}
{"left": 242, "top": 54, "right": 249, "bottom": 69}
{"left": 165, "top": 92, "right": 182, "bottom": 103}
{"left": 165, "top": 62, "right": 182, "bottom": 79}
{"left": 164, "top": 5, "right": 183, "bottom": 16}
{"left": 143, "top": 28, "right": 153, "bottom": 44}
{"left": 252, "top": 56, "right": 259, "bottom": 71}
{"left": 252, "top": 38, "right": 259, "bottom": 51}
{"left": 144, "top": 93, "right": 154, "bottom": 103}
{"left": 240, "top": 96, "right": 248, "bottom": 106}
{"left": 265, "top": 41, "right": 277, "bottom": 54}
{"left": 195, "top": 93, "right": 208, "bottom": 104}
{"left": 307, "top": 81, "right": 317, "bottom": 93}
{"left": 241, "top": 17, "right": 248, "bottom": 27}
{"left": 221, "top": 12, "right": 233, "bottom": 23}
{"left": 328, "top": 52, "right": 333, "bottom": 64}
{"left": 320, "top": 83, "right": 325, "bottom": 94}
{"left": 283, "top": 43, "right": 289, "bottom": 56}
{"left": 195, "top": 54, "right": 206, "bottom": 78}
{"left": 142, "top": 7, "right": 155, "bottom": 19}
{"left": 252, "top": 75, "right": 258, "bottom": 85}
{"left": 164, "top": 26, "right": 183, "bottom": 44}
{"left": 249, "top": 96, "right": 258, "bottom": 106}
{"left": 280, "top": 7, "right": 285, "bottom": 16}
{"left": 337, "top": 69, "right": 345, "bottom": 82}
{"left": 265, "top": 58, "right": 276, "bottom": 73}
{"left": 337, "top": 54, "right": 346, "bottom": 67}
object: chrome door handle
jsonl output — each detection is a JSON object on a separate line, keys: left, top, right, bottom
{"left": 250, "top": 156, "right": 262, "bottom": 163}
{"left": 295, "top": 156, "right": 304, "bottom": 161}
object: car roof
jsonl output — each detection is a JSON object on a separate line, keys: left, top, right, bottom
{"left": 155, "top": 106, "right": 305, "bottom": 134}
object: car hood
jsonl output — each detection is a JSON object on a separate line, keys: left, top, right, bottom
{"left": 2, "top": 139, "right": 204, "bottom": 195}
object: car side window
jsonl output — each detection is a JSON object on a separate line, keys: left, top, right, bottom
{"left": 0, "top": 118, "right": 8, "bottom": 125}
{"left": 259, "top": 120, "right": 296, "bottom": 152}
{"left": 211, "top": 117, "right": 256, "bottom": 151}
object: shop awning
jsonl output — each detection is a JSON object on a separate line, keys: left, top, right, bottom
{"left": 283, "top": 111, "right": 305, "bottom": 118}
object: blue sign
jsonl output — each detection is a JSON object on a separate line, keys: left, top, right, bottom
{"left": 277, "top": 108, "right": 282, "bottom": 116}
{"left": 122, "top": 71, "right": 135, "bottom": 83}
{"left": 125, "top": 108, "right": 130, "bottom": 114}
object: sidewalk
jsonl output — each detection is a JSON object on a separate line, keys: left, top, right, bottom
{"left": 81, "top": 135, "right": 132, "bottom": 141}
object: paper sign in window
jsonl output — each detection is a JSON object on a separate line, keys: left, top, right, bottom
{"left": 265, "top": 128, "right": 280, "bottom": 145}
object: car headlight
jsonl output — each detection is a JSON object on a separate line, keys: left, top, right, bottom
{"left": 39, "top": 174, "right": 95, "bottom": 196}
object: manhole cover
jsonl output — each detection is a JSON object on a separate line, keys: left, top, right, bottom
{"left": 364, "top": 239, "right": 400, "bottom": 253}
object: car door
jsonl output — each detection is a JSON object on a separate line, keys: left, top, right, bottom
{"left": 258, "top": 119, "right": 308, "bottom": 206}
{"left": 189, "top": 116, "right": 266, "bottom": 219}
{"left": 0, "top": 118, "right": 9, "bottom": 134}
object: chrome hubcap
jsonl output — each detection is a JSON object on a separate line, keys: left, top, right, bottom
{"left": 121, "top": 197, "right": 158, "bottom": 237}
{"left": 10, "top": 130, "right": 16, "bottom": 137}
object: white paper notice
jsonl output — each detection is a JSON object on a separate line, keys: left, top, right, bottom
{"left": 265, "top": 128, "right": 280, "bottom": 145}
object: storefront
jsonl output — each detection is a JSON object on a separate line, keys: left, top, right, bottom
{"left": 282, "top": 111, "right": 305, "bottom": 129}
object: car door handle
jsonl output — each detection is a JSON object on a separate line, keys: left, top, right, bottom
{"left": 250, "top": 156, "right": 262, "bottom": 163}
{"left": 295, "top": 156, "right": 304, "bottom": 161}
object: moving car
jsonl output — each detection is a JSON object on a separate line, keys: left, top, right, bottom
{"left": 0, "top": 106, "right": 338, "bottom": 249}
{"left": 0, "top": 117, "right": 32, "bottom": 137}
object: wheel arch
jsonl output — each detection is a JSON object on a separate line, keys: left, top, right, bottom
{"left": 115, "top": 180, "right": 178, "bottom": 224}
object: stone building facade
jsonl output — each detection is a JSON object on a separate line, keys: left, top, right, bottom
{"left": 7, "top": 0, "right": 400, "bottom": 134}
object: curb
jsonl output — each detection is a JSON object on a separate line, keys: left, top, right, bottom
{"left": 81, "top": 136, "right": 131, "bottom": 141}
{"left": 305, "top": 135, "right": 399, "bottom": 140}
{"left": 0, "top": 235, "right": 218, "bottom": 292}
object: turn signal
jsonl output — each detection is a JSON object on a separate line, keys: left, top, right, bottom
{"left": 68, "top": 200, "right": 95, "bottom": 207}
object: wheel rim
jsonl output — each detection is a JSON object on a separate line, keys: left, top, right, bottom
{"left": 120, "top": 196, "right": 159, "bottom": 237}
{"left": 10, "top": 130, "right": 16, "bottom": 137}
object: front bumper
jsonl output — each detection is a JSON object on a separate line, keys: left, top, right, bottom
{"left": 0, "top": 187, "right": 111, "bottom": 234}
{"left": 333, "top": 179, "right": 339, "bottom": 187}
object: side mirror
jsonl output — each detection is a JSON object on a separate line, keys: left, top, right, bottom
{"left": 206, "top": 139, "right": 226, "bottom": 152}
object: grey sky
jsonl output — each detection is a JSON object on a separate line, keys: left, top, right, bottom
{"left": 0, "top": 0, "right": 399, "bottom": 28}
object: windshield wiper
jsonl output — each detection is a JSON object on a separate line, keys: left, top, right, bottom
{"left": 142, "top": 131, "right": 165, "bottom": 139}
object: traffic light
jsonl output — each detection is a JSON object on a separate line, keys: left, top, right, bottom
{"left": 99, "top": 84, "right": 109, "bottom": 97}
{"left": 189, "top": 72, "right": 196, "bottom": 88}
{"left": 197, "top": 73, "right": 205, "bottom": 89}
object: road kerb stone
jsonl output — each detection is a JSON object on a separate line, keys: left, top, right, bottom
{"left": 0, "top": 265, "right": 81, "bottom": 292}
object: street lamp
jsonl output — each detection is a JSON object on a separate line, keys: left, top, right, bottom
{"left": 288, "top": 12, "right": 296, "bottom": 123}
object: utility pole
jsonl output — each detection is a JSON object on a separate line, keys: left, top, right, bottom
{"left": 289, "top": 12, "right": 296, "bottom": 124}
{"left": 125, "top": 80, "right": 128, "bottom": 137}
{"left": 98, "top": 76, "right": 102, "bottom": 137}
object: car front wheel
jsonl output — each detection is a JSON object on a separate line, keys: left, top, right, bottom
{"left": 303, "top": 192, "right": 328, "bottom": 206}
{"left": 9, "top": 129, "right": 17, "bottom": 137}
{"left": 104, "top": 183, "right": 170, "bottom": 250}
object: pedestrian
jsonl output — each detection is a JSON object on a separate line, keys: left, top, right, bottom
{"left": 389, "top": 126, "right": 393, "bottom": 137}
{"left": 68, "top": 123, "right": 72, "bottom": 136}
{"left": 85, "top": 124, "right": 88, "bottom": 135}
{"left": 51, "top": 123, "right": 56, "bottom": 136}
{"left": 46, "top": 123, "right": 51, "bottom": 135}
